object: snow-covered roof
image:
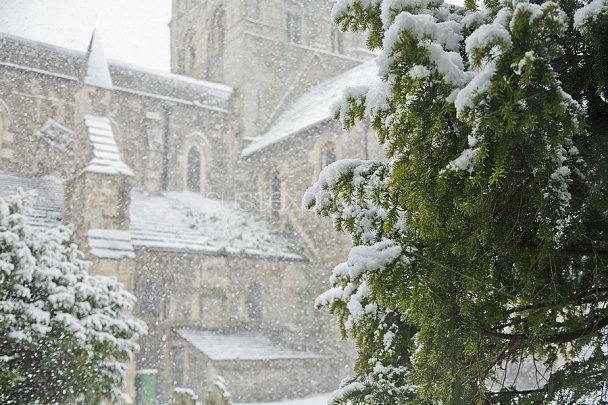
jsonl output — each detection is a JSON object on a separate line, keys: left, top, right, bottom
{"left": 241, "top": 60, "right": 380, "bottom": 157}
{"left": 0, "top": 173, "right": 63, "bottom": 229}
{"left": 0, "top": 174, "right": 301, "bottom": 261}
{"left": 130, "top": 191, "right": 302, "bottom": 260}
{"left": 175, "top": 329, "right": 332, "bottom": 361}
{"left": 83, "top": 115, "right": 134, "bottom": 176}
{"left": 0, "top": 33, "right": 233, "bottom": 111}
{"left": 87, "top": 229, "right": 135, "bottom": 260}
{"left": 83, "top": 31, "right": 113, "bottom": 90}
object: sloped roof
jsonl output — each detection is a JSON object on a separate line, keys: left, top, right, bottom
{"left": 83, "top": 115, "right": 134, "bottom": 176}
{"left": 175, "top": 329, "right": 331, "bottom": 361}
{"left": 241, "top": 60, "right": 380, "bottom": 157}
{"left": 0, "top": 173, "right": 63, "bottom": 229}
{"left": 130, "top": 191, "right": 302, "bottom": 260}
{"left": 83, "top": 31, "right": 113, "bottom": 90}
{"left": 87, "top": 229, "right": 136, "bottom": 260}
{"left": 0, "top": 174, "right": 301, "bottom": 261}
{"left": 0, "top": 33, "right": 232, "bottom": 111}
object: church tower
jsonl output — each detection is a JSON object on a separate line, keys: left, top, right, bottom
{"left": 169, "top": 0, "right": 370, "bottom": 137}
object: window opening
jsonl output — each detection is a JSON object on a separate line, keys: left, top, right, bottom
{"left": 247, "top": 282, "right": 263, "bottom": 320}
{"left": 187, "top": 146, "right": 202, "bottom": 192}
{"left": 270, "top": 170, "right": 281, "bottom": 216}
{"left": 287, "top": 13, "right": 302, "bottom": 44}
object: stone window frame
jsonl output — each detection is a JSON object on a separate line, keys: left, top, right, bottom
{"left": 182, "top": 132, "right": 210, "bottom": 194}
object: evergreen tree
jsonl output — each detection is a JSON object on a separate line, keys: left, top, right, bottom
{"left": 305, "top": 0, "right": 607, "bottom": 402}
{"left": 0, "top": 191, "right": 147, "bottom": 404}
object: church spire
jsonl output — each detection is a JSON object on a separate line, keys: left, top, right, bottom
{"left": 83, "top": 30, "right": 113, "bottom": 90}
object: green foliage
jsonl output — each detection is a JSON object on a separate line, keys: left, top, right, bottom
{"left": 308, "top": 0, "right": 608, "bottom": 403}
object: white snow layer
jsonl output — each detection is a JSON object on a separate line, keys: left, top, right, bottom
{"left": 0, "top": 175, "right": 300, "bottom": 261}
{"left": 88, "top": 229, "right": 135, "bottom": 260}
{"left": 574, "top": 0, "right": 608, "bottom": 29}
{"left": 83, "top": 31, "right": 113, "bottom": 90}
{"left": 175, "top": 329, "right": 331, "bottom": 361}
{"left": 83, "top": 115, "right": 134, "bottom": 176}
{"left": 241, "top": 60, "right": 380, "bottom": 157}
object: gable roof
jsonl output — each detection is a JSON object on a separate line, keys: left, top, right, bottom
{"left": 241, "top": 59, "right": 380, "bottom": 157}
{"left": 175, "top": 329, "right": 332, "bottom": 361}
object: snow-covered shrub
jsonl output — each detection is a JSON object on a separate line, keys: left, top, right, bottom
{"left": 0, "top": 191, "right": 146, "bottom": 404}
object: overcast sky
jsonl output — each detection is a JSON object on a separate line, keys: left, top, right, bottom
{"left": 0, "top": 1, "right": 465, "bottom": 73}
{"left": 0, "top": 0, "right": 172, "bottom": 71}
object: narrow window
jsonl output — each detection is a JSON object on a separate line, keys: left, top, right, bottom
{"left": 138, "top": 278, "right": 161, "bottom": 317}
{"left": 286, "top": 13, "right": 302, "bottom": 44}
{"left": 331, "top": 26, "right": 344, "bottom": 53}
{"left": 208, "top": 6, "right": 226, "bottom": 81}
{"left": 184, "top": 30, "right": 196, "bottom": 72}
{"left": 247, "top": 282, "right": 263, "bottom": 320}
{"left": 270, "top": 170, "right": 281, "bottom": 216}
{"left": 324, "top": 144, "right": 337, "bottom": 166}
{"left": 187, "top": 147, "right": 202, "bottom": 192}
{"left": 171, "top": 346, "right": 185, "bottom": 387}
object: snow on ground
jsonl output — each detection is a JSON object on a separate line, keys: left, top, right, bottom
{"left": 236, "top": 393, "right": 331, "bottom": 405}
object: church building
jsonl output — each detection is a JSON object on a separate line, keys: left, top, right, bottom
{"left": 0, "top": 0, "right": 381, "bottom": 402}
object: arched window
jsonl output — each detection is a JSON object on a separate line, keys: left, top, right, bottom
{"left": 207, "top": 6, "right": 226, "bottom": 81}
{"left": 247, "top": 282, "right": 263, "bottom": 321}
{"left": 187, "top": 146, "right": 202, "bottom": 192}
{"left": 270, "top": 170, "right": 281, "bottom": 216}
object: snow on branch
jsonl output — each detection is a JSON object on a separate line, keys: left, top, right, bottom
{"left": 0, "top": 191, "right": 146, "bottom": 403}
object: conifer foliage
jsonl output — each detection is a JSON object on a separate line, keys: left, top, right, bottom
{"left": 0, "top": 192, "right": 146, "bottom": 404}
{"left": 305, "top": 0, "right": 607, "bottom": 402}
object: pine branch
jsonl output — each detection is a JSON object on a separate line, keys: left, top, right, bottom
{"left": 481, "top": 313, "right": 608, "bottom": 344}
